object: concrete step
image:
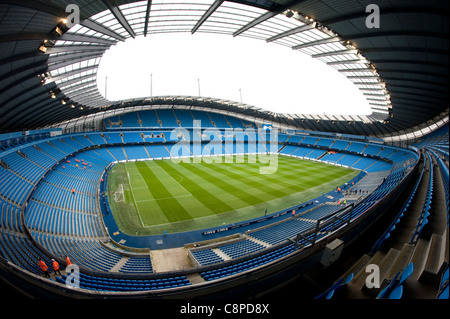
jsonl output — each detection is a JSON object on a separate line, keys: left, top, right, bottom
{"left": 361, "top": 248, "right": 401, "bottom": 297}
{"left": 349, "top": 251, "right": 386, "bottom": 291}
{"left": 186, "top": 273, "right": 206, "bottom": 284}
{"left": 386, "top": 243, "right": 415, "bottom": 280}
{"left": 212, "top": 248, "right": 232, "bottom": 261}
{"left": 110, "top": 256, "right": 129, "bottom": 272}
{"left": 419, "top": 231, "right": 447, "bottom": 287}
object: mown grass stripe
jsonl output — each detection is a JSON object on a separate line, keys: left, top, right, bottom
{"left": 195, "top": 161, "right": 290, "bottom": 199}
{"left": 176, "top": 160, "right": 267, "bottom": 206}
{"left": 135, "top": 161, "right": 193, "bottom": 223}
{"left": 144, "top": 160, "right": 216, "bottom": 220}
{"left": 144, "top": 161, "right": 191, "bottom": 197}
{"left": 126, "top": 164, "right": 170, "bottom": 226}
{"left": 228, "top": 155, "right": 355, "bottom": 190}
{"left": 213, "top": 158, "right": 307, "bottom": 193}
{"left": 155, "top": 160, "right": 236, "bottom": 214}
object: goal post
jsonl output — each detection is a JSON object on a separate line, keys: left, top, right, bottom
{"left": 114, "top": 183, "right": 125, "bottom": 203}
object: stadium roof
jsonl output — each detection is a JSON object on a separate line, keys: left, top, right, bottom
{"left": 0, "top": 0, "right": 448, "bottom": 139}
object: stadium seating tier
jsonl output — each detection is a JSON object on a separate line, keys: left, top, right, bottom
{"left": 1, "top": 110, "right": 445, "bottom": 299}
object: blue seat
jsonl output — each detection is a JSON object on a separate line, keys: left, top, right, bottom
{"left": 387, "top": 285, "right": 403, "bottom": 299}
{"left": 377, "top": 262, "right": 413, "bottom": 299}
{"left": 438, "top": 284, "right": 449, "bottom": 299}
{"left": 316, "top": 273, "right": 354, "bottom": 299}
{"left": 398, "top": 262, "right": 414, "bottom": 286}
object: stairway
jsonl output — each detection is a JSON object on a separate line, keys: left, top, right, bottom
{"left": 110, "top": 257, "right": 129, "bottom": 272}
{"left": 405, "top": 228, "right": 448, "bottom": 294}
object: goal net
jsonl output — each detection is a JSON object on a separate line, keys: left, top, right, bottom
{"left": 114, "top": 184, "right": 125, "bottom": 203}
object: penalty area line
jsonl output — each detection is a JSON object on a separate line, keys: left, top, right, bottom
{"left": 125, "top": 167, "right": 146, "bottom": 228}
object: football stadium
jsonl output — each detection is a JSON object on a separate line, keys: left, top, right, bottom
{"left": 0, "top": 0, "right": 448, "bottom": 306}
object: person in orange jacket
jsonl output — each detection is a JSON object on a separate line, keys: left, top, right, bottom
{"left": 38, "top": 259, "right": 50, "bottom": 278}
{"left": 65, "top": 255, "right": 72, "bottom": 267}
{"left": 52, "top": 259, "right": 62, "bottom": 276}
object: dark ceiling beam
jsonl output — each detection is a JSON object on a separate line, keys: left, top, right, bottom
{"left": 0, "top": 51, "right": 44, "bottom": 67}
{"left": 380, "top": 76, "right": 449, "bottom": 88}
{"left": 387, "top": 84, "right": 448, "bottom": 97}
{"left": 47, "top": 55, "right": 102, "bottom": 72}
{"left": 19, "top": 107, "right": 69, "bottom": 131}
{"left": 0, "top": 65, "right": 48, "bottom": 95}
{"left": 312, "top": 49, "right": 358, "bottom": 58}
{"left": 191, "top": 0, "right": 224, "bottom": 34}
{"left": 360, "top": 120, "right": 379, "bottom": 137}
{"left": 319, "top": 6, "right": 450, "bottom": 26}
{"left": 81, "top": 19, "right": 126, "bottom": 42}
{"left": 12, "top": 94, "right": 82, "bottom": 130}
{"left": 391, "top": 113, "right": 431, "bottom": 127}
{"left": 370, "top": 59, "right": 448, "bottom": 68}
{"left": 0, "top": 59, "right": 48, "bottom": 83}
{"left": 0, "top": 0, "right": 66, "bottom": 18}
{"left": 390, "top": 91, "right": 447, "bottom": 105}
{"left": 363, "top": 120, "right": 383, "bottom": 136}
{"left": 390, "top": 103, "right": 439, "bottom": 120}
{"left": 293, "top": 118, "right": 311, "bottom": 131}
{"left": 144, "top": 0, "right": 153, "bottom": 37}
{"left": 233, "top": 0, "right": 308, "bottom": 37}
{"left": 0, "top": 21, "right": 100, "bottom": 46}
{"left": 292, "top": 36, "right": 341, "bottom": 50}
{"left": 101, "top": 0, "right": 136, "bottom": 38}
{"left": 338, "top": 67, "right": 376, "bottom": 73}
{"left": 47, "top": 51, "right": 104, "bottom": 65}
{"left": 1, "top": 94, "right": 62, "bottom": 130}
{"left": 325, "top": 59, "right": 364, "bottom": 65}
{"left": 311, "top": 46, "right": 448, "bottom": 61}
{"left": 381, "top": 120, "right": 403, "bottom": 133}
{"left": 388, "top": 112, "right": 427, "bottom": 126}
{"left": 352, "top": 122, "right": 371, "bottom": 137}
{"left": 59, "top": 33, "right": 117, "bottom": 46}
{"left": 0, "top": 83, "right": 56, "bottom": 119}
{"left": 46, "top": 44, "right": 108, "bottom": 55}
{"left": 347, "top": 30, "right": 449, "bottom": 41}
{"left": 317, "top": 117, "right": 338, "bottom": 134}
{"left": 294, "top": 30, "right": 448, "bottom": 51}
{"left": 0, "top": 33, "right": 51, "bottom": 43}
{"left": 370, "top": 123, "right": 391, "bottom": 136}
{"left": 361, "top": 47, "right": 448, "bottom": 56}
{"left": 377, "top": 68, "right": 448, "bottom": 79}
{"left": 266, "top": 22, "right": 316, "bottom": 43}
{"left": 391, "top": 99, "right": 437, "bottom": 111}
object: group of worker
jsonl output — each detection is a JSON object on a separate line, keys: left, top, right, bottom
{"left": 38, "top": 256, "right": 72, "bottom": 278}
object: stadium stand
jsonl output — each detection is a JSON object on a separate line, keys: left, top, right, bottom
{"left": 0, "top": 0, "right": 447, "bottom": 304}
{"left": 318, "top": 126, "right": 449, "bottom": 299}
{"left": 0, "top": 108, "right": 448, "bottom": 300}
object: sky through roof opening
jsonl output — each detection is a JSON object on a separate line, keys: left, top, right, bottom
{"left": 97, "top": 33, "right": 372, "bottom": 116}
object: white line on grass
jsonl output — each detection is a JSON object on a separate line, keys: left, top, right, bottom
{"left": 125, "top": 166, "right": 145, "bottom": 228}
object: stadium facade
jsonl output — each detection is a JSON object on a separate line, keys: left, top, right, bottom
{"left": 0, "top": 0, "right": 448, "bottom": 302}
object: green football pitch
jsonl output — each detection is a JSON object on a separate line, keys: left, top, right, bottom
{"left": 106, "top": 155, "right": 359, "bottom": 236}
